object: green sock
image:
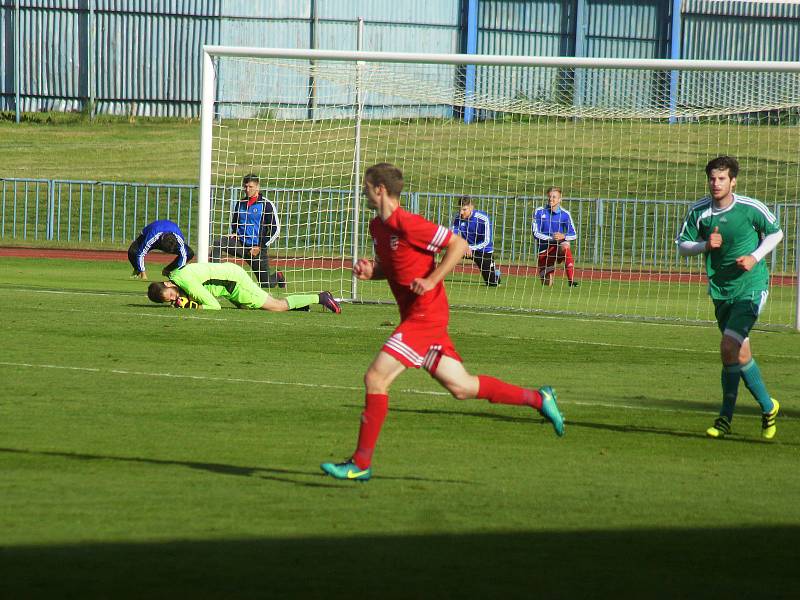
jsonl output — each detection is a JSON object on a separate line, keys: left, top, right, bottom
{"left": 286, "top": 293, "right": 319, "bottom": 311}
{"left": 720, "top": 363, "right": 740, "bottom": 421}
{"left": 740, "top": 359, "right": 774, "bottom": 412}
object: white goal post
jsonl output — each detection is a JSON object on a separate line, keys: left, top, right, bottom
{"left": 198, "top": 46, "right": 800, "bottom": 330}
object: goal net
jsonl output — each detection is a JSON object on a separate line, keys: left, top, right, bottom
{"left": 198, "top": 48, "right": 800, "bottom": 329}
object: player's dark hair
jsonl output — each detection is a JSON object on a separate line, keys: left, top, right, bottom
{"left": 147, "top": 282, "right": 170, "bottom": 303}
{"left": 365, "top": 163, "right": 404, "bottom": 196}
{"left": 242, "top": 174, "right": 260, "bottom": 185}
{"left": 705, "top": 156, "right": 739, "bottom": 179}
{"left": 459, "top": 196, "right": 473, "bottom": 206}
{"left": 547, "top": 186, "right": 562, "bottom": 195}
{"left": 160, "top": 233, "right": 179, "bottom": 254}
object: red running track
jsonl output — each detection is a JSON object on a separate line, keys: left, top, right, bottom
{"left": 1, "top": 246, "right": 796, "bottom": 286}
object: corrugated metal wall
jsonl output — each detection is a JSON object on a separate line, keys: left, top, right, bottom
{"left": 94, "top": 1, "right": 219, "bottom": 117}
{"left": 683, "top": 0, "right": 800, "bottom": 62}
{"left": 475, "top": 0, "right": 670, "bottom": 110}
{"left": 585, "top": 0, "right": 668, "bottom": 59}
{"left": 213, "top": 0, "right": 461, "bottom": 119}
{"left": 1, "top": 0, "right": 800, "bottom": 118}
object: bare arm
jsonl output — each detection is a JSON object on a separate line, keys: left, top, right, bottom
{"left": 410, "top": 235, "right": 467, "bottom": 295}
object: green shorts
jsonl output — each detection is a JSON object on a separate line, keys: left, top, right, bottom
{"left": 229, "top": 276, "right": 269, "bottom": 309}
{"left": 713, "top": 291, "right": 768, "bottom": 343}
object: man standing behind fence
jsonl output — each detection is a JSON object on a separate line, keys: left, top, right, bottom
{"left": 210, "top": 174, "right": 285, "bottom": 289}
{"left": 128, "top": 219, "right": 194, "bottom": 280}
{"left": 451, "top": 196, "right": 501, "bottom": 286}
{"left": 532, "top": 186, "right": 579, "bottom": 287}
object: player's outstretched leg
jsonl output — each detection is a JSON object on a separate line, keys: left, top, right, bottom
{"left": 464, "top": 372, "right": 565, "bottom": 437}
{"left": 538, "top": 386, "right": 565, "bottom": 437}
{"left": 318, "top": 291, "right": 342, "bottom": 314}
{"left": 320, "top": 459, "right": 371, "bottom": 482}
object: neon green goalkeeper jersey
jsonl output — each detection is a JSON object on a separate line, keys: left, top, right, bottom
{"left": 168, "top": 262, "right": 264, "bottom": 310}
{"left": 676, "top": 194, "right": 781, "bottom": 300}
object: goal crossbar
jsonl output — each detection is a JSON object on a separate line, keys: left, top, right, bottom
{"left": 198, "top": 46, "right": 800, "bottom": 330}
{"left": 202, "top": 46, "right": 800, "bottom": 73}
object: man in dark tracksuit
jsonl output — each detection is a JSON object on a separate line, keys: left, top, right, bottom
{"left": 451, "top": 196, "right": 501, "bottom": 286}
{"left": 128, "top": 219, "right": 194, "bottom": 280}
{"left": 210, "top": 174, "right": 285, "bottom": 288}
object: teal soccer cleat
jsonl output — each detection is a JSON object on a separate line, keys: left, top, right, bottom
{"left": 320, "top": 460, "right": 372, "bottom": 482}
{"left": 538, "top": 386, "right": 565, "bottom": 437}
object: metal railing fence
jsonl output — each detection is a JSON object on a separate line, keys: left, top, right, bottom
{"left": 0, "top": 178, "right": 197, "bottom": 247}
{"left": 1, "top": 177, "right": 797, "bottom": 277}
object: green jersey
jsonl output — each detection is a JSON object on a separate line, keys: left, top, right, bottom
{"left": 168, "top": 262, "right": 267, "bottom": 310}
{"left": 677, "top": 194, "right": 781, "bottom": 300}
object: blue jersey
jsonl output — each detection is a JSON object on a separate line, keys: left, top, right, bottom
{"left": 134, "top": 219, "right": 189, "bottom": 272}
{"left": 451, "top": 209, "right": 494, "bottom": 253}
{"left": 532, "top": 206, "right": 577, "bottom": 252}
{"left": 230, "top": 194, "right": 280, "bottom": 248}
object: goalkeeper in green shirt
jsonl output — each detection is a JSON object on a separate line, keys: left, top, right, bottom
{"left": 676, "top": 156, "right": 783, "bottom": 440}
{"left": 146, "top": 262, "right": 341, "bottom": 314}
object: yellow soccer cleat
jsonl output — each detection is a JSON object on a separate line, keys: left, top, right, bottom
{"left": 706, "top": 416, "right": 731, "bottom": 439}
{"left": 761, "top": 399, "right": 779, "bottom": 440}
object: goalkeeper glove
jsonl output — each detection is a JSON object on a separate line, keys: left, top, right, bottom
{"left": 173, "top": 296, "right": 199, "bottom": 309}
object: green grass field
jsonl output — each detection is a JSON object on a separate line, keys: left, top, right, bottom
{"left": 2, "top": 257, "right": 799, "bottom": 598}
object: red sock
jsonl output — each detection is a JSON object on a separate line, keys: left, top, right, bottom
{"left": 477, "top": 375, "right": 542, "bottom": 409}
{"left": 537, "top": 252, "right": 548, "bottom": 276}
{"left": 352, "top": 393, "right": 388, "bottom": 470}
{"left": 564, "top": 247, "right": 575, "bottom": 282}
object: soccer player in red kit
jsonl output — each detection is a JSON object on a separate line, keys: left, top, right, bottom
{"left": 321, "top": 163, "right": 565, "bottom": 482}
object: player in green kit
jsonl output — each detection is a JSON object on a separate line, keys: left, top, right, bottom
{"left": 146, "top": 262, "right": 341, "bottom": 313}
{"left": 676, "top": 156, "right": 783, "bottom": 440}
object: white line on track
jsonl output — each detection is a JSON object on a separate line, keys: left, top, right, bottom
{"left": 0, "top": 359, "right": 430, "bottom": 396}
{"left": 0, "top": 360, "right": 784, "bottom": 420}
{"left": 4, "top": 286, "right": 799, "bottom": 361}
{"left": 13, "top": 301, "right": 800, "bottom": 361}
{"left": 3, "top": 287, "right": 122, "bottom": 297}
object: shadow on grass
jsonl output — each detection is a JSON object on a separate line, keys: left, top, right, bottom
{"left": 382, "top": 407, "right": 800, "bottom": 446}
{"left": 616, "top": 394, "right": 800, "bottom": 419}
{"left": 2, "top": 527, "right": 799, "bottom": 599}
{"left": 0, "top": 447, "right": 471, "bottom": 486}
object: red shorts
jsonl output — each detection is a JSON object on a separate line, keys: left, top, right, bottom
{"left": 382, "top": 316, "right": 462, "bottom": 373}
{"left": 538, "top": 244, "right": 565, "bottom": 274}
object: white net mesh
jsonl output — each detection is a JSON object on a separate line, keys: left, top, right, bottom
{"left": 205, "top": 54, "right": 800, "bottom": 327}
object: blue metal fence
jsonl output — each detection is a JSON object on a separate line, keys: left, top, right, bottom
{"left": 0, "top": 178, "right": 196, "bottom": 245}
{"left": 2, "top": 177, "right": 797, "bottom": 277}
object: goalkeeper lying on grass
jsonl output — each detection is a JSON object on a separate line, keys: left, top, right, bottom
{"left": 146, "top": 262, "right": 341, "bottom": 313}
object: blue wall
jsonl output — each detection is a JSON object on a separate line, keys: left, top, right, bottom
{"left": 1, "top": 0, "right": 799, "bottom": 117}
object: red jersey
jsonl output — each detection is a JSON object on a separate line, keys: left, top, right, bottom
{"left": 370, "top": 206, "right": 452, "bottom": 323}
